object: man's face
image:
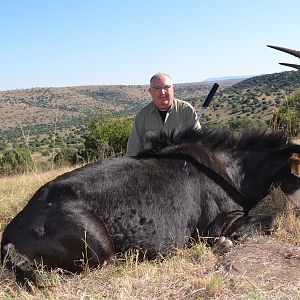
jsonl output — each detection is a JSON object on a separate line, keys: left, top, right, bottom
{"left": 149, "top": 75, "right": 174, "bottom": 111}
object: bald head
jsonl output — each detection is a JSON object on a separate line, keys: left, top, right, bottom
{"left": 149, "top": 72, "right": 174, "bottom": 111}
{"left": 150, "top": 72, "right": 172, "bottom": 87}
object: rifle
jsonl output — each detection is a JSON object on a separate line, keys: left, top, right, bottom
{"left": 196, "top": 82, "right": 219, "bottom": 122}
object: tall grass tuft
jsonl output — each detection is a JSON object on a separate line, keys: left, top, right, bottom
{"left": 0, "top": 167, "right": 73, "bottom": 232}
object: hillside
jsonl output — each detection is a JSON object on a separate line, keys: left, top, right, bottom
{"left": 1, "top": 71, "right": 299, "bottom": 133}
{"left": 194, "top": 70, "right": 300, "bottom": 123}
{"left": 0, "top": 80, "right": 241, "bottom": 133}
{"left": 0, "top": 70, "right": 299, "bottom": 152}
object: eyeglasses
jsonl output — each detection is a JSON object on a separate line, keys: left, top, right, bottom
{"left": 150, "top": 85, "right": 173, "bottom": 92}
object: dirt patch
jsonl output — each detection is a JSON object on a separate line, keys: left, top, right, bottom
{"left": 216, "top": 236, "right": 300, "bottom": 296}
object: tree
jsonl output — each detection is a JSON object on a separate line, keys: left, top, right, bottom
{"left": 53, "top": 147, "right": 84, "bottom": 166}
{"left": 270, "top": 88, "right": 300, "bottom": 136}
{"left": 0, "top": 148, "right": 34, "bottom": 175}
{"left": 226, "top": 116, "right": 267, "bottom": 131}
{"left": 82, "top": 112, "right": 133, "bottom": 161}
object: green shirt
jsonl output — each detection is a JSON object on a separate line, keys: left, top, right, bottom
{"left": 126, "top": 98, "right": 201, "bottom": 156}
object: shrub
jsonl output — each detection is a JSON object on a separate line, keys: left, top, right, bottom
{"left": 226, "top": 116, "right": 267, "bottom": 131}
{"left": 270, "top": 88, "right": 300, "bottom": 136}
{"left": 0, "top": 148, "right": 34, "bottom": 175}
{"left": 53, "top": 147, "right": 84, "bottom": 166}
{"left": 82, "top": 112, "right": 133, "bottom": 161}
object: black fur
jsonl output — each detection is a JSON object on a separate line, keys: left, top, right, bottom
{"left": 1, "top": 127, "right": 299, "bottom": 286}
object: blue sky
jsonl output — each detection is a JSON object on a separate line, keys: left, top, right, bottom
{"left": 1, "top": 0, "right": 299, "bottom": 91}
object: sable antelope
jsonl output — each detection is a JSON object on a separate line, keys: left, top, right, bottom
{"left": 1, "top": 128, "right": 300, "bottom": 286}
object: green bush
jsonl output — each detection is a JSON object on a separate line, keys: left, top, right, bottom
{"left": 82, "top": 112, "right": 133, "bottom": 161}
{"left": 226, "top": 116, "right": 267, "bottom": 131}
{"left": 0, "top": 148, "right": 34, "bottom": 175}
{"left": 53, "top": 147, "right": 83, "bottom": 166}
{"left": 270, "top": 88, "right": 300, "bottom": 136}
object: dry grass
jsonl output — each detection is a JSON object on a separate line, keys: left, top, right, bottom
{"left": 254, "top": 187, "right": 300, "bottom": 246}
{"left": 0, "top": 169, "right": 299, "bottom": 299}
{"left": 0, "top": 167, "right": 73, "bottom": 233}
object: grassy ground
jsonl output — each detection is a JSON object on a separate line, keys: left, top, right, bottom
{"left": 0, "top": 168, "right": 299, "bottom": 299}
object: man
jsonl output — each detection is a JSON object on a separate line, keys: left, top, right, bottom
{"left": 126, "top": 72, "right": 201, "bottom": 156}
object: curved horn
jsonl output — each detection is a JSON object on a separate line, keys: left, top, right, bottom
{"left": 267, "top": 45, "right": 300, "bottom": 59}
{"left": 279, "top": 62, "right": 300, "bottom": 70}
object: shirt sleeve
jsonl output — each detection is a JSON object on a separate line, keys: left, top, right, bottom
{"left": 185, "top": 105, "right": 201, "bottom": 130}
{"left": 126, "top": 116, "right": 143, "bottom": 157}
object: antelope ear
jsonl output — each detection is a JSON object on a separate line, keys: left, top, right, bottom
{"left": 288, "top": 153, "right": 300, "bottom": 178}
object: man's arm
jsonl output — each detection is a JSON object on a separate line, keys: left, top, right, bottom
{"left": 185, "top": 105, "right": 201, "bottom": 130}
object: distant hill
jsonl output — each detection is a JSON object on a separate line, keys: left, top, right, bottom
{"left": 0, "top": 79, "right": 241, "bottom": 133}
{"left": 0, "top": 70, "right": 299, "bottom": 152}
{"left": 202, "top": 75, "right": 254, "bottom": 82}
{"left": 197, "top": 70, "right": 300, "bottom": 123}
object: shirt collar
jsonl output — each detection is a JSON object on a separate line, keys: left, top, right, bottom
{"left": 150, "top": 98, "right": 176, "bottom": 113}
